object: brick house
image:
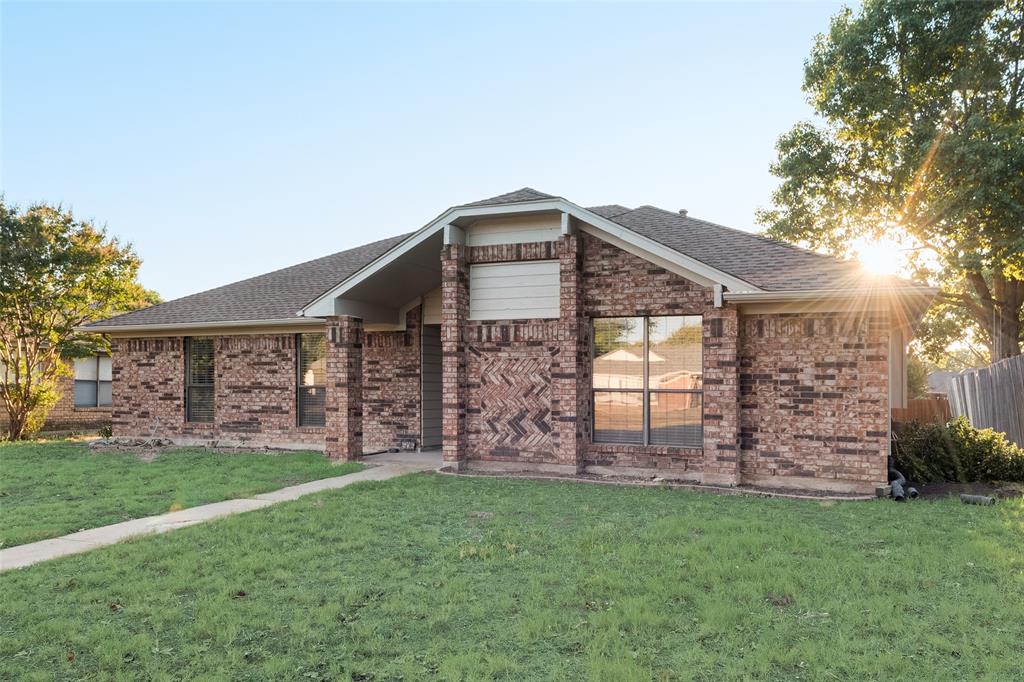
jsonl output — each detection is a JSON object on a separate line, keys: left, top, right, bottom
{"left": 85, "top": 189, "right": 934, "bottom": 493}
{"left": 1, "top": 357, "right": 113, "bottom": 435}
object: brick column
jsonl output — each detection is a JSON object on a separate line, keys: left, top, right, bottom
{"left": 554, "top": 233, "right": 586, "bottom": 472}
{"left": 702, "top": 306, "right": 740, "bottom": 485}
{"left": 325, "top": 315, "right": 363, "bottom": 460}
{"left": 441, "top": 243, "right": 468, "bottom": 470}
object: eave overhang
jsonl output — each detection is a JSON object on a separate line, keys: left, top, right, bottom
{"left": 299, "top": 197, "right": 765, "bottom": 318}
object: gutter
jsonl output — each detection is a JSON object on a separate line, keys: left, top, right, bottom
{"left": 724, "top": 286, "right": 940, "bottom": 303}
{"left": 76, "top": 317, "right": 324, "bottom": 334}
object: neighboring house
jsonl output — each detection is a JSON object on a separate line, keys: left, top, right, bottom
{"left": 0, "top": 355, "right": 113, "bottom": 434}
{"left": 84, "top": 188, "right": 935, "bottom": 493}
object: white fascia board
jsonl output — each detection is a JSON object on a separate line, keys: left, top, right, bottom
{"left": 77, "top": 318, "right": 324, "bottom": 334}
{"left": 724, "top": 287, "right": 938, "bottom": 303}
{"left": 300, "top": 196, "right": 767, "bottom": 318}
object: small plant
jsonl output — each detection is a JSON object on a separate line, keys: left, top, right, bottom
{"left": 99, "top": 424, "right": 113, "bottom": 438}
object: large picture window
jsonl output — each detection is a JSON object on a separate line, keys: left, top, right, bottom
{"left": 73, "top": 355, "right": 112, "bottom": 407}
{"left": 592, "top": 316, "right": 703, "bottom": 447}
{"left": 297, "top": 333, "right": 327, "bottom": 426}
{"left": 185, "top": 337, "right": 214, "bottom": 423}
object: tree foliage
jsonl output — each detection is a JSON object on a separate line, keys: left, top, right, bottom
{"left": 758, "top": 0, "right": 1024, "bottom": 361}
{"left": 0, "top": 200, "right": 158, "bottom": 439}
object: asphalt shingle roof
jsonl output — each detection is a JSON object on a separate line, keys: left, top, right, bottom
{"left": 596, "top": 204, "right": 876, "bottom": 291}
{"left": 88, "top": 187, "right": 920, "bottom": 329}
{"left": 88, "top": 234, "right": 408, "bottom": 327}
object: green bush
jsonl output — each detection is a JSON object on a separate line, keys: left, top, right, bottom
{"left": 948, "top": 417, "right": 1024, "bottom": 483}
{"left": 892, "top": 417, "right": 1024, "bottom": 483}
{"left": 892, "top": 421, "right": 965, "bottom": 483}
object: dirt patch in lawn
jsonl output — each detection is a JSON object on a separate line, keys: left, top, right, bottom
{"left": 913, "top": 481, "right": 1024, "bottom": 500}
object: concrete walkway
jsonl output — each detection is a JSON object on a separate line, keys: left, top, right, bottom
{"left": 0, "top": 451, "right": 441, "bottom": 572}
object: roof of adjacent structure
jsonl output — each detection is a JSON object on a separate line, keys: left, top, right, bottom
{"left": 86, "top": 187, "right": 924, "bottom": 329}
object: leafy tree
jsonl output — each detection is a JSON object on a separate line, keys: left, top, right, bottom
{"left": 0, "top": 200, "right": 158, "bottom": 440}
{"left": 907, "top": 349, "right": 930, "bottom": 399}
{"left": 758, "top": 0, "right": 1024, "bottom": 361}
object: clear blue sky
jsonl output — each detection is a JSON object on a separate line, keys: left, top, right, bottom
{"left": 2, "top": 1, "right": 845, "bottom": 301}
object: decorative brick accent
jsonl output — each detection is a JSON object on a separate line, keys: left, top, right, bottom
{"left": 442, "top": 243, "right": 469, "bottom": 469}
{"left": 364, "top": 306, "right": 422, "bottom": 450}
{"left": 325, "top": 316, "right": 362, "bottom": 460}
{"left": 739, "top": 311, "right": 890, "bottom": 491}
{"left": 467, "top": 241, "right": 558, "bottom": 264}
{"left": 466, "top": 322, "right": 559, "bottom": 464}
{"left": 468, "top": 350, "right": 553, "bottom": 458}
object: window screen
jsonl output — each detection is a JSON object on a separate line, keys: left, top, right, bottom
{"left": 186, "top": 337, "right": 214, "bottom": 422}
{"left": 297, "top": 333, "right": 326, "bottom": 426}
{"left": 592, "top": 316, "right": 703, "bottom": 447}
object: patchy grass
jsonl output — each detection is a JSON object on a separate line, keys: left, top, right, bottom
{"left": 1, "top": 474, "right": 1022, "bottom": 680}
{"left": 0, "top": 440, "right": 360, "bottom": 547}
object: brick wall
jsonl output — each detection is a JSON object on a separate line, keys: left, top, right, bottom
{"left": 112, "top": 322, "right": 422, "bottom": 453}
{"left": 738, "top": 311, "right": 890, "bottom": 491}
{"left": 363, "top": 306, "right": 422, "bottom": 451}
{"left": 580, "top": 232, "right": 732, "bottom": 479}
{"left": 111, "top": 336, "right": 189, "bottom": 437}
{"left": 112, "top": 335, "right": 325, "bottom": 446}
{"left": 0, "top": 373, "right": 112, "bottom": 435}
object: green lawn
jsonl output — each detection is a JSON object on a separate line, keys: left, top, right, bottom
{"left": 1, "top": 474, "right": 1022, "bottom": 680}
{"left": 0, "top": 440, "right": 361, "bottom": 547}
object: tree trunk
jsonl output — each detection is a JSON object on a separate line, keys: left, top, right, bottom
{"left": 993, "top": 304, "right": 1022, "bottom": 360}
{"left": 991, "top": 276, "right": 1024, "bottom": 361}
{"left": 5, "top": 405, "right": 27, "bottom": 441}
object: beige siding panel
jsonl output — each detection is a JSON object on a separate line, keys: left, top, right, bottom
{"left": 465, "top": 215, "right": 561, "bottom": 246}
{"left": 889, "top": 326, "right": 906, "bottom": 409}
{"left": 423, "top": 287, "right": 442, "bottom": 324}
{"left": 469, "top": 260, "right": 559, "bottom": 320}
{"left": 421, "top": 324, "right": 442, "bottom": 447}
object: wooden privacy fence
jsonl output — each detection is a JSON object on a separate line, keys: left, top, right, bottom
{"left": 891, "top": 397, "right": 952, "bottom": 425}
{"left": 947, "top": 355, "right": 1024, "bottom": 447}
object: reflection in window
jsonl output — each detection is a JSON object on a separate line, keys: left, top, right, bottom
{"left": 297, "top": 333, "right": 326, "bottom": 426}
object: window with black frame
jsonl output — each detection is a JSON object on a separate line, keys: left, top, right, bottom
{"left": 185, "top": 337, "right": 214, "bottom": 422}
{"left": 592, "top": 316, "right": 703, "bottom": 447}
{"left": 297, "top": 333, "right": 327, "bottom": 426}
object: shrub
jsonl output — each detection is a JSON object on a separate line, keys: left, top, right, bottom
{"left": 892, "top": 421, "right": 965, "bottom": 483}
{"left": 892, "top": 417, "right": 1024, "bottom": 483}
{"left": 948, "top": 417, "right": 1024, "bottom": 483}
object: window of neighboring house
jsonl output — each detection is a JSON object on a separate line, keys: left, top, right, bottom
{"left": 592, "top": 316, "right": 703, "bottom": 447}
{"left": 297, "top": 333, "right": 327, "bottom": 426}
{"left": 185, "top": 337, "right": 215, "bottom": 423}
{"left": 73, "top": 355, "right": 112, "bottom": 407}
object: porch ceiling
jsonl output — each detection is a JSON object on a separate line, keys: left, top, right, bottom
{"left": 327, "top": 230, "right": 442, "bottom": 323}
